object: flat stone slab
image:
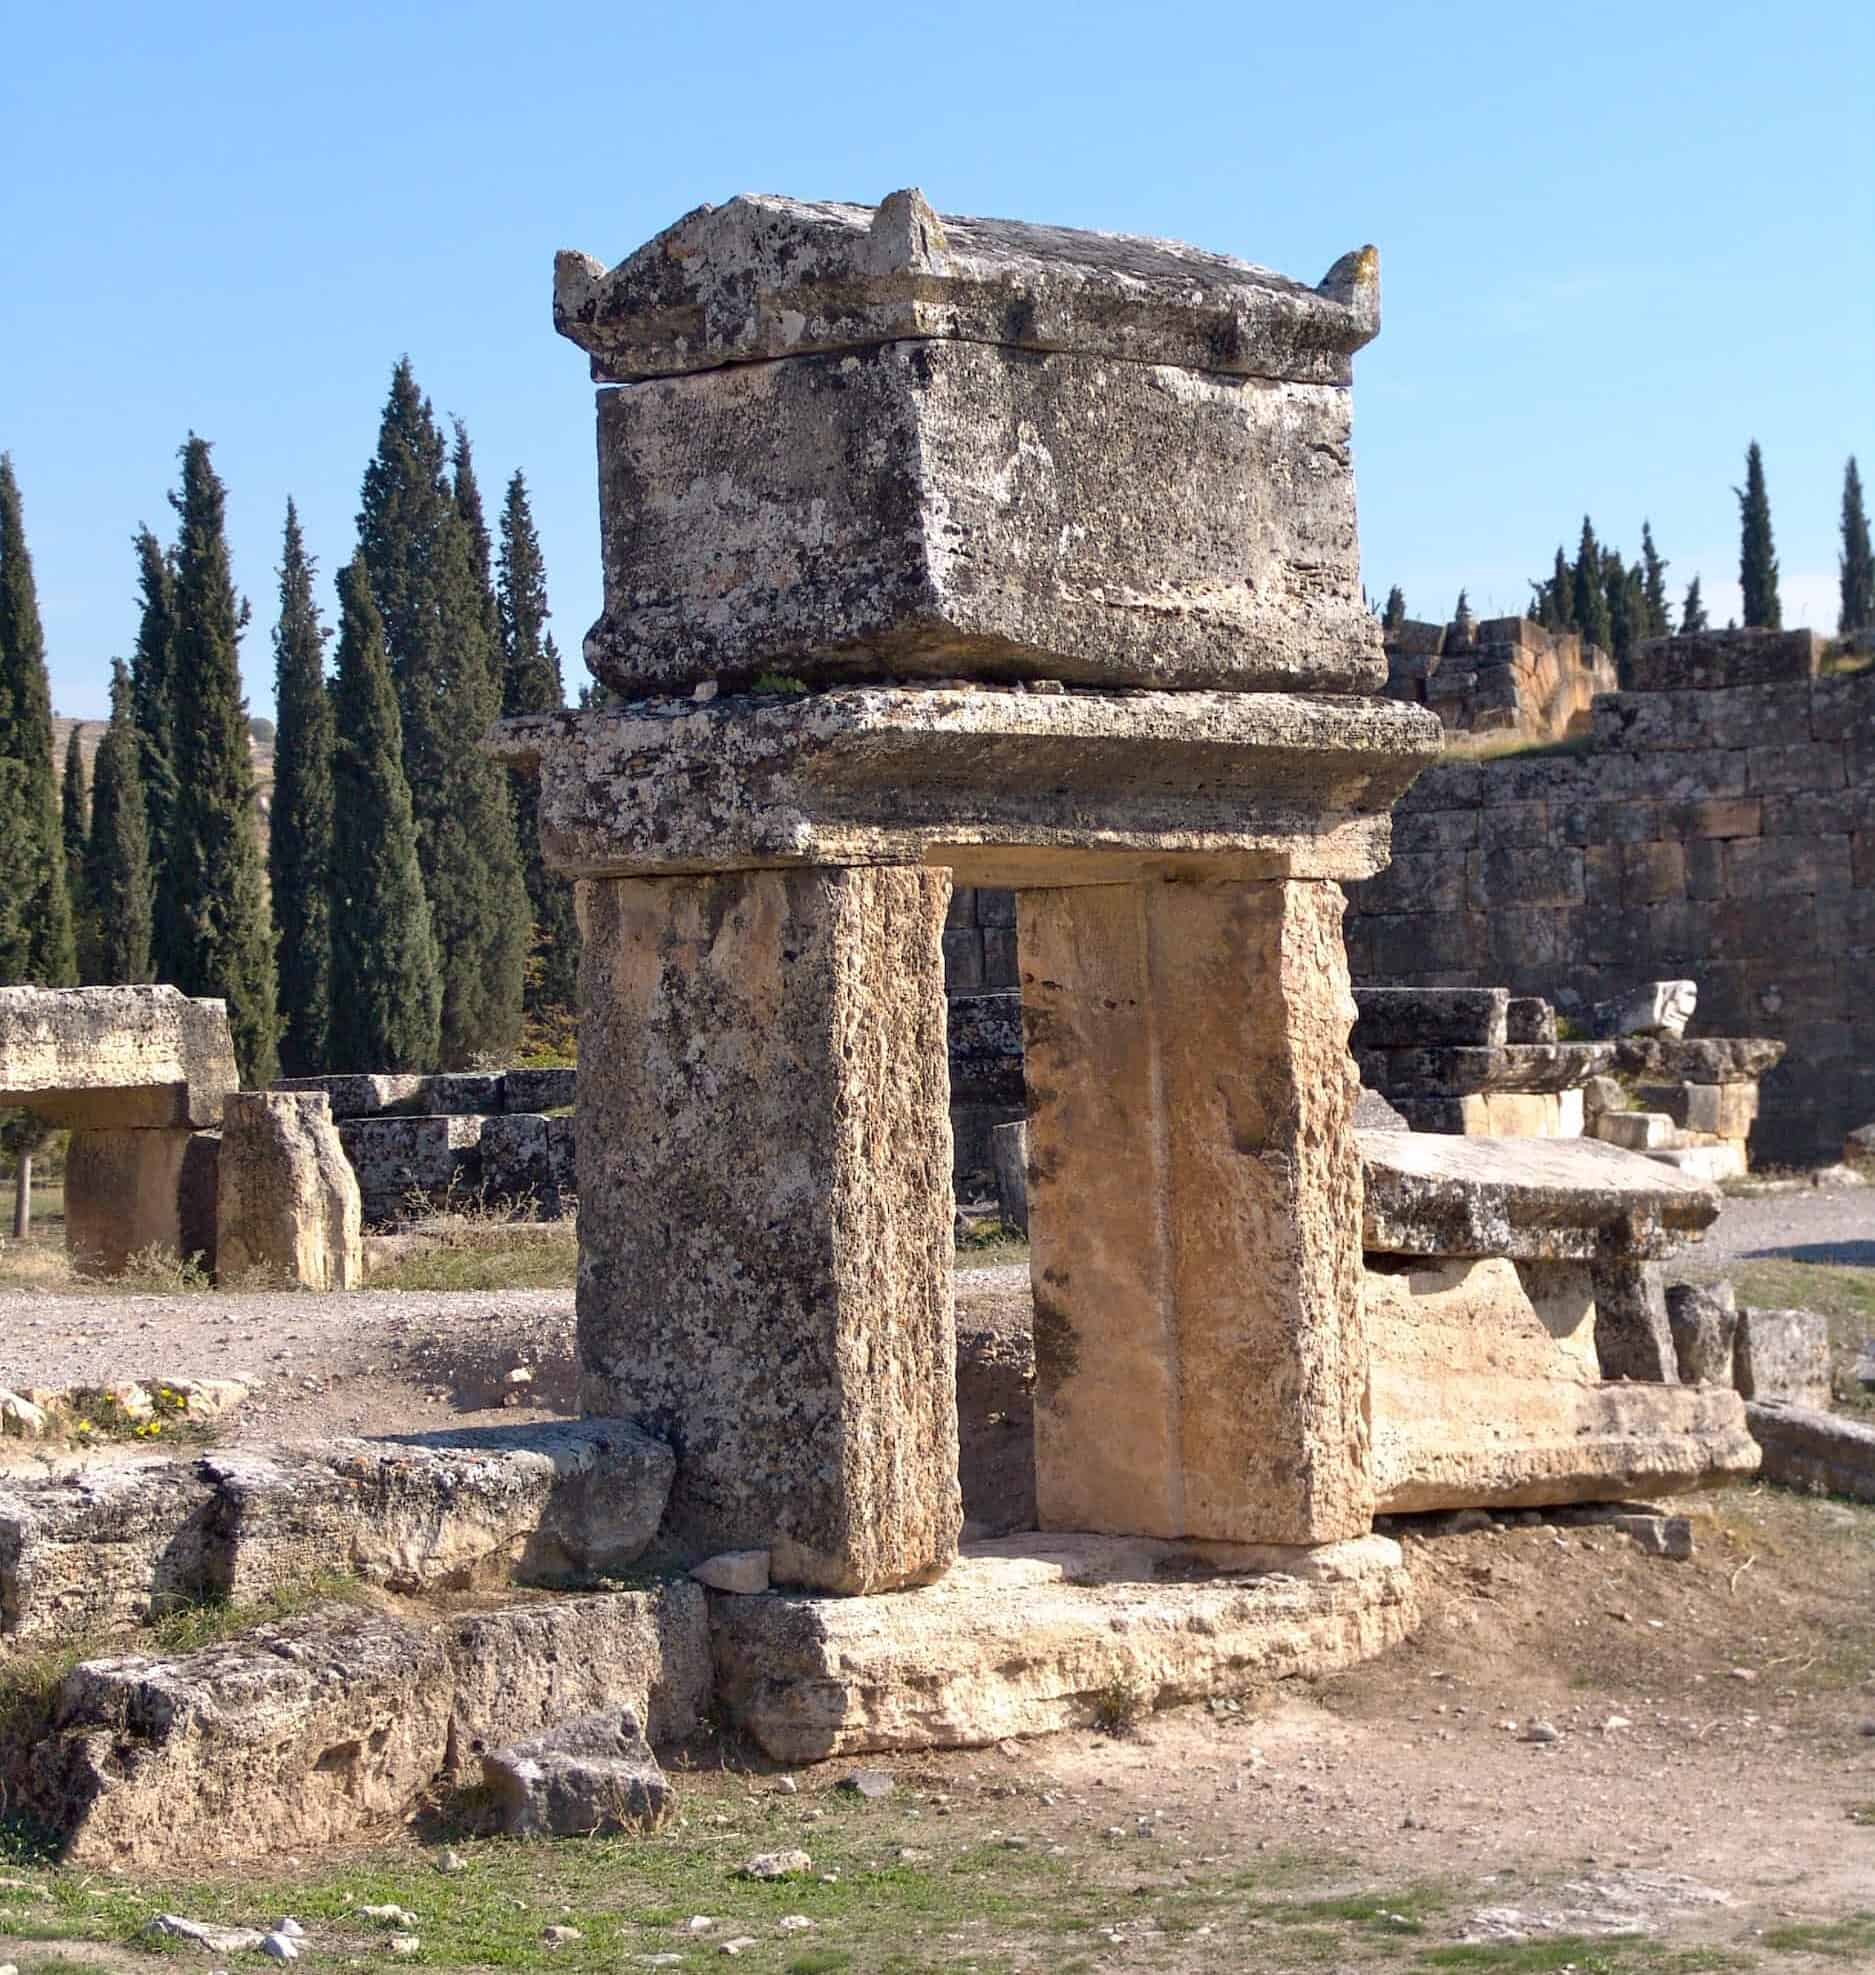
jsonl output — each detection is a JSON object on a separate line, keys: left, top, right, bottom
{"left": 555, "top": 189, "right": 1379, "bottom": 387}
{"left": 1359, "top": 1131, "right": 1721, "bottom": 1261}
{"left": 491, "top": 689, "right": 1442, "bottom": 887}
{"left": 1745, "top": 1402, "right": 1875, "bottom": 1502}
{"left": 709, "top": 1532, "right": 1416, "bottom": 1762}
{"left": 1366, "top": 1257, "right": 1759, "bottom": 1513}
{"left": 273, "top": 1069, "right": 577, "bottom": 1118}
{"left": 1353, "top": 988, "right": 1508, "bottom": 1049}
{"left": 0, "top": 985, "right": 237, "bottom": 1128}
{"left": 1612, "top": 1037, "right": 1787, "bottom": 1085}
{"left": 27, "top": 1584, "right": 707, "bottom": 1867}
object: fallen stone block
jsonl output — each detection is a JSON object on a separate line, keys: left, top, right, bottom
{"left": 1638, "top": 1082, "right": 1759, "bottom": 1141}
{"left": 1734, "top": 1308, "right": 1832, "bottom": 1409}
{"left": 1589, "top": 1259, "right": 1679, "bottom": 1384}
{"left": 0, "top": 984, "right": 237, "bottom": 1129}
{"left": 710, "top": 1532, "right": 1416, "bottom": 1762}
{"left": 1352, "top": 987, "right": 1508, "bottom": 1049}
{"left": 1745, "top": 1402, "right": 1875, "bottom": 1502}
{"left": 0, "top": 1460, "right": 219, "bottom": 1638}
{"left": 482, "top": 1709, "right": 671, "bottom": 1836}
{"left": 1595, "top": 1110, "right": 1678, "bottom": 1152}
{"left": 1593, "top": 981, "right": 1696, "bottom": 1041}
{"left": 1625, "top": 628, "right": 1819, "bottom": 693}
{"left": 1366, "top": 1258, "right": 1755, "bottom": 1512}
{"left": 1647, "top": 1142, "right": 1748, "bottom": 1184}
{"left": 1666, "top": 1281, "right": 1738, "bottom": 1386}
{"left": 336, "top": 1114, "right": 487, "bottom": 1225}
{"left": 441, "top": 1583, "right": 710, "bottom": 1766}
{"left": 1505, "top": 997, "right": 1558, "bottom": 1045}
{"left": 1613, "top": 1036, "right": 1785, "bottom": 1086}
{"left": 30, "top": 1608, "right": 456, "bottom": 1866}
{"left": 1359, "top": 1130, "right": 1721, "bottom": 1262}
{"left": 204, "top": 1421, "right": 674, "bottom": 1599}
{"left": 476, "top": 1113, "right": 574, "bottom": 1220}
{"left": 216, "top": 1091, "right": 363, "bottom": 1289}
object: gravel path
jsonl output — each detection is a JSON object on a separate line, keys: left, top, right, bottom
{"left": 1672, "top": 1174, "right": 1875, "bottom": 1274}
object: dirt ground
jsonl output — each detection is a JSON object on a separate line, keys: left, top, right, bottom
{"left": 2, "top": 1189, "right": 1875, "bottom": 1968}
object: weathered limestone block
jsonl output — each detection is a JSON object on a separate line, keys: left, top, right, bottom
{"left": 32, "top": 1610, "right": 455, "bottom": 1867}
{"left": 442, "top": 1584, "right": 711, "bottom": 1760}
{"left": 1744, "top": 1402, "right": 1875, "bottom": 1502}
{"left": 204, "top": 1422, "right": 673, "bottom": 1599}
{"left": 1666, "top": 1280, "right": 1738, "bottom": 1386}
{"left": 1589, "top": 1259, "right": 1679, "bottom": 1383}
{"left": 477, "top": 1112, "right": 575, "bottom": 1219}
{"left": 482, "top": 1710, "right": 671, "bottom": 1837}
{"left": 1359, "top": 1131, "right": 1721, "bottom": 1261}
{"left": 336, "top": 1114, "right": 486, "bottom": 1224}
{"left": 502, "top": 1067, "right": 577, "bottom": 1113}
{"left": 588, "top": 339, "right": 1379, "bottom": 696}
{"left": 0, "top": 1461, "right": 218, "bottom": 1639}
{"left": 1638, "top": 1081, "right": 1759, "bottom": 1140}
{"left": 1365, "top": 1257, "right": 1756, "bottom": 1511}
{"left": 493, "top": 687, "right": 1442, "bottom": 889}
{"left": 556, "top": 190, "right": 1382, "bottom": 695}
{"left": 1593, "top": 980, "right": 1697, "bottom": 1040}
{"left": 0, "top": 984, "right": 237, "bottom": 1128}
{"left": 1626, "top": 628, "right": 1820, "bottom": 693}
{"left": 710, "top": 1532, "right": 1415, "bottom": 1762}
{"left": 1506, "top": 996, "right": 1558, "bottom": 1044}
{"left": 25, "top": 1586, "right": 709, "bottom": 1866}
{"left": 64, "top": 1127, "right": 218, "bottom": 1274}
{"left": 577, "top": 868, "right": 959, "bottom": 1593}
{"left": 1649, "top": 1141, "right": 1749, "bottom": 1184}
{"left": 216, "top": 1092, "right": 362, "bottom": 1289}
{"left": 1020, "top": 879, "right": 1369, "bottom": 1545}
{"left": 1596, "top": 1110, "right": 1679, "bottom": 1152}
{"left": 1733, "top": 1308, "right": 1832, "bottom": 1409}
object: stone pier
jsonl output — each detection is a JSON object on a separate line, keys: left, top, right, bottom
{"left": 495, "top": 189, "right": 1442, "bottom": 1596}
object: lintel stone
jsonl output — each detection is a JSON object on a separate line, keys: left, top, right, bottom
{"left": 0, "top": 985, "right": 237, "bottom": 1129}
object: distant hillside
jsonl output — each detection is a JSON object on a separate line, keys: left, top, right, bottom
{"left": 53, "top": 715, "right": 278, "bottom": 824}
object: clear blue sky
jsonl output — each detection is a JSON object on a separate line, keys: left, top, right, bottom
{"left": 6, "top": 1, "right": 1870, "bottom": 719}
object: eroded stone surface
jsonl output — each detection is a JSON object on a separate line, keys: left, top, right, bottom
{"left": 491, "top": 689, "right": 1441, "bottom": 888}
{"left": 556, "top": 189, "right": 1378, "bottom": 384}
{"left": 1359, "top": 1131, "right": 1721, "bottom": 1261}
{"left": 1021, "top": 880, "right": 1369, "bottom": 1546}
{"left": 1733, "top": 1308, "right": 1832, "bottom": 1409}
{"left": 1666, "top": 1281, "right": 1739, "bottom": 1387}
{"left": 710, "top": 1533, "right": 1415, "bottom": 1762}
{"left": 217, "top": 1092, "right": 362, "bottom": 1290}
{"left": 585, "top": 340, "right": 1379, "bottom": 695}
{"left": 1745, "top": 1401, "right": 1875, "bottom": 1501}
{"left": 576, "top": 868, "right": 959, "bottom": 1593}
{"left": 64, "top": 1127, "right": 218, "bottom": 1275}
{"left": 0, "top": 985, "right": 237, "bottom": 1128}
{"left": 1365, "top": 1257, "right": 1757, "bottom": 1511}
{"left": 482, "top": 1709, "right": 671, "bottom": 1837}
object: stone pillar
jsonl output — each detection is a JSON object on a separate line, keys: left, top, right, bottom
{"left": 217, "top": 1092, "right": 363, "bottom": 1290}
{"left": 65, "top": 1127, "right": 217, "bottom": 1275}
{"left": 1018, "top": 878, "right": 1370, "bottom": 1547}
{"left": 576, "top": 865, "right": 960, "bottom": 1594}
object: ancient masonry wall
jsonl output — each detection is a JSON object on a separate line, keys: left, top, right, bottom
{"left": 1343, "top": 667, "right": 1875, "bottom": 1165}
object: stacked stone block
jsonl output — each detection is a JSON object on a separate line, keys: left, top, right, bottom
{"left": 498, "top": 188, "right": 1444, "bottom": 1591}
{"left": 1585, "top": 1035, "right": 1784, "bottom": 1182}
{"left": 1346, "top": 629, "right": 1866, "bottom": 1163}
{"left": 1382, "top": 615, "right": 1617, "bottom": 743}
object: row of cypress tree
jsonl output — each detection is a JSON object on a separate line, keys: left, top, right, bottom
{"left": 1379, "top": 449, "right": 1875, "bottom": 652}
{"left": 3, "top": 362, "right": 578, "bottom": 1090}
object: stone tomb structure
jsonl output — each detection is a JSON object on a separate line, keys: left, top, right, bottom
{"left": 497, "top": 189, "right": 1444, "bottom": 1603}
{"left": 0, "top": 985, "right": 233, "bottom": 1271}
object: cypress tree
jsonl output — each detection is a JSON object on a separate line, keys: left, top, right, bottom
{"left": 1639, "top": 521, "right": 1671, "bottom": 638}
{"left": 1549, "top": 545, "right": 1573, "bottom": 630}
{"left": 358, "top": 364, "right": 528, "bottom": 1066}
{"left": 130, "top": 526, "right": 181, "bottom": 957}
{"left": 1381, "top": 585, "right": 1406, "bottom": 636}
{"left": 1604, "top": 545, "right": 1638, "bottom": 671}
{"left": 86, "top": 660, "right": 152, "bottom": 983}
{"left": 61, "top": 725, "right": 95, "bottom": 979}
{"left": 1680, "top": 575, "right": 1708, "bottom": 634}
{"left": 164, "top": 436, "right": 279, "bottom": 1084}
{"left": 0, "top": 455, "right": 77, "bottom": 987}
{"left": 1840, "top": 456, "right": 1873, "bottom": 636}
{"left": 497, "top": 470, "right": 580, "bottom": 1017}
{"left": 329, "top": 556, "right": 441, "bottom": 1072}
{"left": 1736, "top": 440, "right": 1781, "bottom": 629}
{"left": 1571, "top": 517, "right": 1612, "bottom": 654}
{"left": 269, "top": 499, "right": 335, "bottom": 1076}
{"left": 451, "top": 421, "right": 502, "bottom": 652}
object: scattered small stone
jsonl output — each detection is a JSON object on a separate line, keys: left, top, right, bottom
{"left": 261, "top": 1933, "right": 301, "bottom": 1962}
{"left": 153, "top": 1918, "right": 269, "bottom": 1954}
{"left": 638, "top": 1959, "right": 683, "bottom": 1969}
{"left": 1002, "top": 1835, "right": 1029, "bottom": 1851}
{"left": 719, "top": 1940, "right": 758, "bottom": 1957}
{"left": 693, "top": 680, "right": 720, "bottom": 703}
{"left": 542, "top": 1926, "right": 584, "bottom": 1945}
{"left": 1520, "top": 1721, "right": 1560, "bottom": 1745}
{"left": 1601, "top": 1716, "right": 1633, "bottom": 1733}
{"left": 838, "top": 1769, "right": 894, "bottom": 1800}
{"left": 435, "top": 1850, "right": 467, "bottom": 1875}
{"left": 777, "top": 1916, "right": 814, "bottom": 1933}
{"left": 692, "top": 1550, "right": 770, "bottom": 1595}
{"left": 388, "top": 1938, "right": 422, "bottom": 1958}
{"left": 276, "top": 1920, "right": 306, "bottom": 1939}
{"left": 774, "top": 1775, "right": 799, "bottom": 1794}
{"left": 741, "top": 1850, "right": 811, "bottom": 1881}
{"left": 359, "top": 1907, "right": 419, "bottom": 1929}
{"left": 1729, "top": 1667, "right": 1758, "bottom": 1683}
{"left": 685, "top": 1918, "right": 717, "bottom": 1935}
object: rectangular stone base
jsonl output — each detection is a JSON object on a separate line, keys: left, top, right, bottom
{"left": 708, "top": 1532, "right": 1415, "bottom": 1762}
{"left": 1745, "top": 1402, "right": 1875, "bottom": 1501}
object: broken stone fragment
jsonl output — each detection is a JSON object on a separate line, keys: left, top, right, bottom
{"left": 216, "top": 1091, "right": 363, "bottom": 1290}
{"left": 482, "top": 1710, "right": 671, "bottom": 1838}
{"left": 691, "top": 1550, "right": 770, "bottom": 1595}
{"left": 1665, "top": 1281, "right": 1739, "bottom": 1387}
{"left": 1733, "top": 1308, "right": 1832, "bottom": 1409}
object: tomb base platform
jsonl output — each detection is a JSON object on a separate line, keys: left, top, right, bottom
{"left": 708, "top": 1532, "right": 1415, "bottom": 1762}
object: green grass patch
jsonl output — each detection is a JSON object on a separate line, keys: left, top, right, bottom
{"left": 1418, "top": 1940, "right": 1749, "bottom": 1972}
{"left": 369, "top": 1223, "right": 579, "bottom": 1292}
{"left": 148, "top": 1573, "right": 371, "bottom": 1654}
{"left": 1761, "top": 1909, "right": 1875, "bottom": 1957}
